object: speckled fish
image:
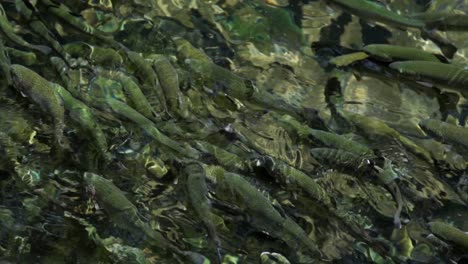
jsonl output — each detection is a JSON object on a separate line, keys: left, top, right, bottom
{"left": 204, "top": 165, "right": 322, "bottom": 256}
{"left": 310, "top": 147, "right": 374, "bottom": 172}
{"left": 63, "top": 42, "right": 91, "bottom": 58}
{"left": 419, "top": 118, "right": 468, "bottom": 148}
{"left": 84, "top": 172, "right": 165, "bottom": 241}
{"left": 10, "top": 64, "right": 66, "bottom": 148}
{"left": 255, "top": 156, "right": 333, "bottom": 208}
{"left": 103, "top": 98, "right": 199, "bottom": 159}
{"left": 49, "top": 56, "right": 94, "bottom": 105}
{"left": 88, "top": 46, "right": 123, "bottom": 67}
{"left": 174, "top": 37, "right": 212, "bottom": 63}
{"left": 54, "top": 84, "right": 110, "bottom": 161}
{"left": 389, "top": 61, "right": 468, "bottom": 96}
{"left": 327, "top": 0, "right": 457, "bottom": 58}
{"left": 274, "top": 114, "right": 374, "bottom": 158}
{"left": 205, "top": 166, "right": 322, "bottom": 256}
{"left": 342, "top": 111, "right": 434, "bottom": 164}
{"left": 429, "top": 222, "right": 468, "bottom": 250}
{"left": 185, "top": 58, "right": 253, "bottom": 100}
{"left": 84, "top": 172, "right": 210, "bottom": 264}
{"left": 118, "top": 74, "right": 158, "bottom": 121}
{"left": 363, "top": 44, "right": 442, "bottom": 62}
{"left": 150, "top": 54, "right": 186, "bottom": 116}
{"left": 185, "top": 163, "right": 222, "bottom": 261}
{"left": 0, "top": 3, "right": 50, "bottom": 54}
{"left": 123, "top": 50, "right": 168, "bottom": 114}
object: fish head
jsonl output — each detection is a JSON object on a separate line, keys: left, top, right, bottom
{"left": 362, "top": 45, "right": 392, "bottom": 61}
{"left": 83, "top": 172, "right": 107, "bottom": 192}
{"left": 389, "top": 61, "right": 415, "bottom": 75}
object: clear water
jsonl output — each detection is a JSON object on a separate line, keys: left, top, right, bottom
{"left": 0, "top": 0, "right": 467, "bottom": 263}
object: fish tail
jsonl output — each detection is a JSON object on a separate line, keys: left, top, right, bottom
{"left": 422, "top": 28, "right": 457, "bottom": 59}
{"left": 439, "top": 42, "right": 457, "bottom": 59}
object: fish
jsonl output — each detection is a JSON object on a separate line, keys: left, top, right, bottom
{"left": 54, "top": 83, "right": 110, "bottom": 162}
{"left": 204, "top": 165, "right": 322, "bottom": 256}
{"left": 150, "top": 54, "right": 186, "bottom": 117}
{"left": 310, "top": 147, "right": 374, "bottom": 172}
{"left": 118, "top": 74, "right": 159, "bottom": 122}
{"left": 185, "top": 59, "right": 253, "bottom": 100}
{"left": 185, "top": 162, "right": 222, "bottom": 262}
{"left": 0, "top": 3, "right": 51, "bottom": 54}
{"left": 389, "top": 60, "right": 468, "bottom": 97}
{"left": 255, "top": 156, "right": 333, "bottom": 208}
{"left": 37, "top": 0, "right": 114, "bottom": 43}
{"left": 15, "top": 0, "right": 70, "bottom": 62}
{"left": 327, "top": 0, "right": 457, "bottom": 58}
{"left": 103, "top": 98, "right": 199, "bottom": 159}
{"left": 274, "top": 114, "right": 375, "bottom": 158}
{"left": 10, "top": 64, "right": 66, "bottom": 149}
{"left": 328, "top": 0, "right": 425, "bottom": 29}
{"left": 5, "top": 47, "right": 37, "bottom": 65}
{"left": 429, "top": 222, "right": 468, "bottom": 250}
{"left": 363, "top": 44, "right": 442, "bottom": 62}
{"left": 419, "top": 118, "right": 468, "bottom": 148}
{"left": 88, "top": 46, "right": 123, "bottom": 67}
{"left": 251, "top": 90, "right": 305, "bottom": 121}
{"left": 84, "top": 172, "right": 171, "bottom": 248}
{"left": 49, "top": 56, "right": 93, "bottom": 104}
{"left": 123, "top": 50, "right": 168, "bottom": 115}
{"left": 194, "top": 141, "right": 248, "bottom": 171}
{"left": 173, "top": 37, "right": 212, "bottom": 63}
{"left": 342, "top": 111, "right": 434, "bottom": 164}
{"left": 85, "top": 172, "right": 210, "bottom": 263}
